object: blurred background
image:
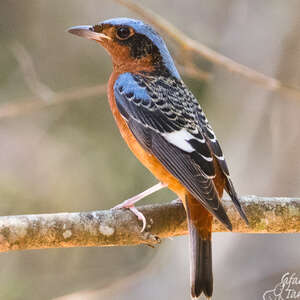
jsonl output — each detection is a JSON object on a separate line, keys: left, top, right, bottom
{"left": 0, "top": 0, "right": 300, "bottom": 299}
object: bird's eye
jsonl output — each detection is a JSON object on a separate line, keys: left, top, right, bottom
{"left": 116, "top": 26, "right": 133, "bottom": 40}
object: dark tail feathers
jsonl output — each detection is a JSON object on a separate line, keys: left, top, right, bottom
{"left": 225, "top": 178, "right": 249, "bottom": 225}
{"left": 189, "top": 221, "right": 213, "bottom": 299}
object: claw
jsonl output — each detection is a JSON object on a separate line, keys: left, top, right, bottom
{"left": 128, "top": 206, "right": 147, "bottom": 232}
{"left": 112, "top": 182, "right": 167, "bottom": 232}
{"left": 113, "top": 204, "right": 147, "bottom": 232}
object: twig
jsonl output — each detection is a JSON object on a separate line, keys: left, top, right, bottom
{"left": 0, "top": 84, "right": 106, "bottom": 120}
{"left": 116, "top": 0, "right": 300, "bottom": 99}
{"left": 0, "top": 195, "right": 299, "bottom": 253}
{"left": 177, "top": 62, "right": 213, "bottom": 82}
{"left": 10, "top": 41, "right": 56, "bottom": 102}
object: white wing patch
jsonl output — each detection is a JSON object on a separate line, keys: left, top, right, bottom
{"left": 163, "top": 129, "right": 194, "bottom": 152}
{"left": 162, "top": 129, "right": 204, "bottom": 153}
{"left": 214, "top": 154, "right": 225, "bottom": 160}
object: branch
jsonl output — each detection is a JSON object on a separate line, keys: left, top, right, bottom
{"left": 116, "top": 0, "right": 300, "bottom": 100}
{"left": 0, "top": 196, "right": 299, "bottom": 253}
{"left": 0, "top": 84, "right": 106, "bottom": 120}
{"left": 0, "top": 40, "right": 106, "bottom": 120}
{"left": 10, "top": 41, "right": 56, "bottom": 102}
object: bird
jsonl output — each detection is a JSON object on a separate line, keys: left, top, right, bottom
{"left": 68, "top": 17, "right": 248, "bottom": 299}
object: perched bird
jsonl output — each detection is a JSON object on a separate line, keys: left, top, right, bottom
{"left": 68, "top": 18, "right": 248, "bottom": 299}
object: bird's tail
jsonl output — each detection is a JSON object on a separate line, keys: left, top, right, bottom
{"left": 186, "top": 195, "right": 213, "bottom": 299}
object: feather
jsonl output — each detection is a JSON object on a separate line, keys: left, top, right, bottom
{"left": 114, "top": 71, "right": 246, "bottom": 227}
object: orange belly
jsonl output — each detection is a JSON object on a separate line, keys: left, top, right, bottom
{"left": 107, "top": 71, "right": 227, "bottom": 239}
{"left": 107, "top": 72, "right": 186, "bottom": 199}
{"left": 107, "top": 72, "right": 225, "bottom": 204}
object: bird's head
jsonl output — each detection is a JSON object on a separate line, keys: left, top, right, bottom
{"left": 68, "top": 17, "right": 180, "bottom": 78}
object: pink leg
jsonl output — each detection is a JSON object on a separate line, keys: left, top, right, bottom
{"left": 113, "top": 182, "right": 167, "bottom": 232}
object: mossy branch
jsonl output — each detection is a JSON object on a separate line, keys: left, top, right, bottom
{"left": 0, "top": 195, "right": 299, "bottom": 253}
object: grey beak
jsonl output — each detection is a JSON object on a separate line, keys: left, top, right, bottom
{"left": 67, "top": 25, "right": 111, "bottom": 41}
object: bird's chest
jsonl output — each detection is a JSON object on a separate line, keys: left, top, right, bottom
{"left": 107, "top": 72, "right": 185, "bottom": 195}
{"left": 107, "top": 72, "right": 153, "bottom": 162}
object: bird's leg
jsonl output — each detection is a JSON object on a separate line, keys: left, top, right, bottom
{"left": 113, "top": 182, "right": 167, "bottom": 232}
{"left": 114, "top": 182, "right": 167, "bottom": 208}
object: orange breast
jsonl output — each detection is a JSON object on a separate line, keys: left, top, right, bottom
{"left": 107, "top": 71, "right": 186, "bottom": 198}
{"left": 107, "top": 71, "right": 225, "bottom": 204}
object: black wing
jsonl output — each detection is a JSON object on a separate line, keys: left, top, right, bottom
{"left": 194, "top": 102, "right": 248, "bottom": 224}
{"left": 114, "top": 72, "right": 244, "bottom": 228}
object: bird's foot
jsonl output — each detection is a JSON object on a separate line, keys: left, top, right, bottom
{"left": 113, "top": 202, "right": 147, "bottom": 232}
{"left": 113, "top": 182, "right": 167, "bottom": 232}
{"left": 128, "top": 205, "right": 147, "bottom": 232}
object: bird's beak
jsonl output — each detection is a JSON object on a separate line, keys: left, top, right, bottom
{"left": 67, "top": 25, "right": 111, "bottom": 42}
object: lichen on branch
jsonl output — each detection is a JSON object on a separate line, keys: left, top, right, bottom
{"left": 0, "top": 195, "right": 299, "bottom": 253}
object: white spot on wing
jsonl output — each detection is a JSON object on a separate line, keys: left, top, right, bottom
{"left": 163, "top": 129, "right": 205, "bottom": 152}
{"left": 206, "top": 126, "right": 217, "bottom": 142}
{"left": 163, "top": 129, "right": 194, "bottom": 152}
{"left": 200, "top": 154, "right": 213, "bottom": 162}
{"left": 214, "top": 154, "right": 225, "bottom": 160}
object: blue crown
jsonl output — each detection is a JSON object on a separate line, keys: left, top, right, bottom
{"left": 101, "top": 18, "right": 180, "bottom": 79}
